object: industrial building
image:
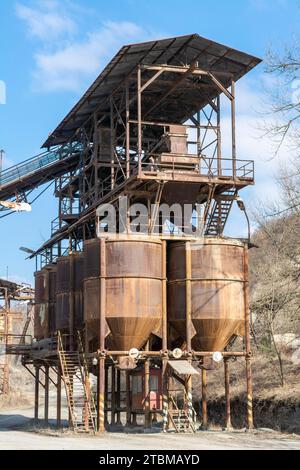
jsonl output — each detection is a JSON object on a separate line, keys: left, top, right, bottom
{"left": 0, "top": 34, "right": 261, "bottom": 433}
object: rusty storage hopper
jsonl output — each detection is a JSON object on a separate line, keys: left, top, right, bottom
{"left": 34, "top": 264, "right": 57, "bottom": 340}
{"left": 56, "top": 253, "right": 84, "bottom": 333}
{"left": 168, "top": 238, "right": 247, "bottom": 352}
{"left": 56, "top": 256, "right": 70, "bottom": 332}
{"left": 74, "top": 252, "right": 84, "bottom": 330}
{"left": 83, "top": 237, "right": 163, "bottom": 352}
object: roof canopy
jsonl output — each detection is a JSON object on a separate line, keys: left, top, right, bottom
{"left": 43, "top": 34, "right": 261, "bottom": 148}
{"left": 168, "top": 360, "right": 200, "bottom": 376}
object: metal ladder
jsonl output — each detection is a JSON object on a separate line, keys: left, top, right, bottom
{"left": 168, "top": 395, "right": 196, "bottom": 433}
{"left": 57, "top": 332, "right": 97, "bottom": 433}
{"left": 205, "top": 189, "right": 237, "bottom": 236}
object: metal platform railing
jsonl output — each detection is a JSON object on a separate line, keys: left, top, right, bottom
{"left": 0, "top": 142, "right": 82, "bottom": 188}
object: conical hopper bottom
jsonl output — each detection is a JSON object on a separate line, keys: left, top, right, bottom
{"left": 106, "top": 317, "right": 161, "bottom": 351}
{"left": 192, "top": 318, "right": 245, "bottom": 352}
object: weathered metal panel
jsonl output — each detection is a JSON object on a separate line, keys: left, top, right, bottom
{"left": 34, "top": 264, "right": 57, "bottom": 339}
{"left": 34, "top": 269, "right": 48, "bottom": 304}
{"left": 168, "top": 238, "right": 247, "bottom": 352}
{"left": 43, "top": 34, "right": 261, "bottom": 148}
{"left": 84, "top": 238, "right": 163, "bottom": 352}
{"left": 168, "top": 360, "right": 200, "bottom": 376}
{"left": 74, "top": 253, "right": 84, "bottom": 329}
{"left": 56, "top": 292, "right": 69, "bottom": 331}
{"left": 34, "top": 302, "right": 49, "bottom": 340}
{"left": 56, "top": 257, "right": 70, "bottom": 332}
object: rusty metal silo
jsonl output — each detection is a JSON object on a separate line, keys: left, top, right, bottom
{"left": 83, "top": 237, "right": 163, "bottom": 352}
{"left": 34, "top": 264, "right": 57, "bottom": 340}
{"left": 168, "top": 238, "right": 247, "bottom": 352}
{"left": 74, "top": 252, "right": 84, "bottom": 330}
{"left": 56, "top": 253, "right": 84, "bottom": 334}
{"left": 56, "top": 256, "right": 70, "bottom": 332}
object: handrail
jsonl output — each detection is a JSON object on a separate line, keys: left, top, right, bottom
{"left": 0, "top": 141, "right": 82, "bottom": 188}
{"left": 77, "top": 331, "right": 97, "bottom": 431}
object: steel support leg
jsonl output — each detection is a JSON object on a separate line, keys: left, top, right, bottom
{"left": 44, "top": 366, "right": 49, "bottom": 424}
{"left": 201, "top": 368, "right": 208, "bottom": 430}
{"left": 34, "top": 366, "right": 39, "bottom": 422}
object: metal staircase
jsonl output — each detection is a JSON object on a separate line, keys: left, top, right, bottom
{"left": 205, "top": 189, "right": 237, "bottom": 236}
{"left": 57, "top": 332, "right": 97, "bottom": 433}
{"left": 168, "top": 394, "right": 196, "bottom": 433}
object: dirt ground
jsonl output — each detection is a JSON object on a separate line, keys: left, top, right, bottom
{"left": 0, "top": 398, "right": 300, "bottom": 450}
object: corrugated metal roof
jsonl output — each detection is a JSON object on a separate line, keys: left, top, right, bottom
{"left": 168, "top": 360, "right": 200, "bottom": 376}
{"left": 43, "top": 33, "right": 261, "bottom": 148}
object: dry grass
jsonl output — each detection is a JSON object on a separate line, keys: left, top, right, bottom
{"left": 0, "top": 362, "right": 34, "bottom": 411}
{"left": 0, "top": 389, "right": 31, "bottom": 411}
{"left": 192, "top": 352, "right": 300, "bottom": 402}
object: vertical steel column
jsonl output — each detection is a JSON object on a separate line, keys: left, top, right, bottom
{"left": 185, "top": 241, "right": 193, "bottom": 425}
{"left": 201, "top": 368, "right": 208, "bottom": 430}
{"left": 162, "top": 240, "right": 167, "bottom": 352}
{"left": 126, "top": 81, "right": 130, "bottom": 179}
{"left": 93, "top": 112, "right": 99, "bottom": 201}
{"left": 111, "top": 365, "right": 116, "bottom": 426}
{"left": 167, "top": 374, "right": 173, "bottom": 429}
{"left": 105, "top": 366, "right": 109, "bottom": 425}
{"left": 97, "top": 239, "right": 106, "bottom": 433}
{"left": 185, "top": 241, "right": 192, "bottom": 352}
{"left": 69, "top": 255, "right": 74, "bottom": 351}
{"left": 110, "top": 97, "right": 115, "bottom": 190}
{"left": 34, "top": 366, "right": 39, "bottom": 422}
{"left": 44, "top": 366, "right": 49, "bottom": 424}
{"left": 116, "top": 369, "right": 122, "bottom": 425}
{"left": 197, "top": 111, "right": 201, "bottom": 155}
{"left": 162, "top": 240, "right": 168, "bottom": 432}
{"left": 57, "top": 365, "right": 62, "bottom": 428}
{"left": 217, "top": 95, "right": 222, "bottom": 177}
{"left": 144, "top": 341, "right": 151, "bottom": 428}
{"left": 224, "top": 358, "right": 232, "bottom": 430}
{"left": 1, "top": 288, "right": 10, "bottom": 394}
{"left": 137, "top": 65, "right": 142, "bottom": 176}
{"left": 231, "top": 80, "right": 236, "bottom": 179}
{"left": 126, "top": 371, "right": 131, "bottom": 426}
{"left": 162, "top": 359, "right": 168, "bottom": 432}
{"left": 244, "top": 245, "right": 254, "bottom": 430}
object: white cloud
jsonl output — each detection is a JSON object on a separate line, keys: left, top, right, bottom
{"left": 16, "top": 0, "right": 77, "bottom": 40}
{"left": 33, "top": 21, "right": 148, "bottom": 92}
{"left": 16, "top": 2, "right": 159, "bottom": 92}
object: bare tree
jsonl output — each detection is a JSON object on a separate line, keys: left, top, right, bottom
{"left": 263, "top": 41, "right": 300, "bottom": 156}
{"left": 250, "top": 213, "right": 300, "bottom": 386}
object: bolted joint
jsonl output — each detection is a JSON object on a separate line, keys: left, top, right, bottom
{"left": 160, "top": 349, "right": 169, "bottom": 358}
{"left": 97, "top": 349, "right": 107, "bottom": 358}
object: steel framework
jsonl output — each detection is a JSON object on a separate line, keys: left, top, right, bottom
{"left": 1, "top": 34, "right": 261, "bottom": 433}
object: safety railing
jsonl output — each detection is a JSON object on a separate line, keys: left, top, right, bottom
{"left": 139, "top": 156, "right": 254, "bottom": 180}
{"left": 0, "top": 141, "right": 82, "bottom": 188}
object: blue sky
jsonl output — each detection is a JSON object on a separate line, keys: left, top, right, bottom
{"left": 0, "top": 0, "right": 299, "bottom": 284}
